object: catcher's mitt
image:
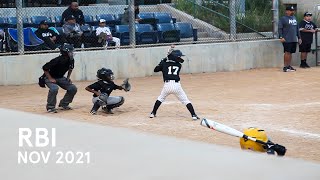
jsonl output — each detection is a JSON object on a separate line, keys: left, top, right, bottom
{"left": 121, "top": 78, "right": 131, "bottom": 92}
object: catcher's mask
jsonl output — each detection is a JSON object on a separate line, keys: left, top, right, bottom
{"left": 240, "top": 127, "right": 269, "bottom": 152}
{"left": 60, "top": 43, "right": 74, "bottom": 61}
{"left": 168, "top": 49, "right": 185, "bottom": 63}
{"left": 97, "top": 68, "right": 115, "bottom": 81}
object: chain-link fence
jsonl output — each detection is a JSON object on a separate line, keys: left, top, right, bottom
{"left": 0, "top": 0, "right": 275, "bottom": 55}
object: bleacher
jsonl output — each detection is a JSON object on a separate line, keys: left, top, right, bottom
{"left": 0, "top": 11, "right": 199, "bottom": 52}
{"left": 0, "top": 3, "right": 229, "bottom": 52}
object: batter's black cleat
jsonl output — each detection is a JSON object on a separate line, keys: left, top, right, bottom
{"left": 192, "top": 115, "right": 200, "bottom": 120}
{"left": 149, "top": 113, "right": 156, "bottom": 118}
{"left": 47, "top": 108, "right": 58, "bottom": 113}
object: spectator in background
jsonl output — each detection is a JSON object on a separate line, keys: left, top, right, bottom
{"left": 96, "top": 19, "right": 120, "bottom": 48}
{"left": 35, "top": 20, "right": 61, "bottom": 50}
{"left": 121, "top": 1, "right": 140, "bottom": 25}
{"left": 63, "top": 15, "right": 83, "bottom": 48}
{"left": 61, "top": 2, "right": 85, "bottom": 25}
{"left": 278, "top": 6, "right": 302, "bottom": 72}
{"left": 299, "top": 12, "right": 318, "bottom": 68}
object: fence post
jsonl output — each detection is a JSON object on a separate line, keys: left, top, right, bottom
{"left": 129, "top": 0, "right": 136, "bottom": 47}
{"left": 229, "top": 0, "right": 236, "bottom": 41}
{"left": 16, "top": 0, "right": 24, "bottom": 54}
{"left": 193, "top": 0, "right": 196, "bottom": 17}
{"left": 272, "top": 0, "right": 279, "bottom": 38}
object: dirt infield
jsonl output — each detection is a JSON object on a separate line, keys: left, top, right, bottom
{"left": 1, "top": 68, "right": 320, "bottom": 162}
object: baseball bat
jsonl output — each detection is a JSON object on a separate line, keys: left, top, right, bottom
{"left": 200, "top": 118, "right": 286, "bottom": 156}
{"left": 200, "top": 118, "right": 267, "bottom": 145}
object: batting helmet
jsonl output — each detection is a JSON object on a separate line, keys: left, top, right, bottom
{"left": 240, "top": 127, "right": 269, "bottom": 152}
{"left": 97, "top": 68, "right": 114, "bottom": 81}
{"left": 168, "top": 49, "right": 185, "bottom": 63}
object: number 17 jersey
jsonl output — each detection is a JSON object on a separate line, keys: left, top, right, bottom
{"left": 154, "top": 58, "right": 182, "bottom": 82}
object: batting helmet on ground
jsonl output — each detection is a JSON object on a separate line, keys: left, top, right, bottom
{"left": 240, "top": 127, "right": 269, "bottom": 152}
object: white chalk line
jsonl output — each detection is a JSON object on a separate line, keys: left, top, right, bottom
{"left": 279, "top": 128, "right": 320, "bottom": 140}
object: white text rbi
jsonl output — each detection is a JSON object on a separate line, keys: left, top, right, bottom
{"left": 18, "top": 128, "right": 90, "bottom": 164}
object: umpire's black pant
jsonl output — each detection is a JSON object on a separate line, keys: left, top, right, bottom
{"left": 45, "top": 77, "right": 77, "bottom": 110}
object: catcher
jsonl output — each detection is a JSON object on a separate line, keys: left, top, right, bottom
{"left": 240, "top": 127, "right": 286, "bottom": 156}
{"left": 85, "top": 68, "right": 131, "bottom": 115}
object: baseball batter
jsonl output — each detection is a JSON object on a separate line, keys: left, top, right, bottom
{"left": 149, "top": 47, "right": 200, "bottom": 120}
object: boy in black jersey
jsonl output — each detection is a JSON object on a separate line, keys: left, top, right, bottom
{"left": 299, "top": 12, "right": 318, "bottom": 68}
{"left": 149, "top": 47, "right": 200, "bottom": 120}
{"left": 85, "top": 68, "right": 125, "bottom": 115}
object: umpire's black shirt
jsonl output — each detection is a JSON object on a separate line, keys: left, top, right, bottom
{"left": 43, "top": 56, "right": 74, "bottom": 79}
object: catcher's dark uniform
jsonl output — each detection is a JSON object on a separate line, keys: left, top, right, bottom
{"left": 86, "top": 68, "right": 125, "bottom": 115}
{"left": 150, "top": 49, "right": 199, "bottom": 120}
{"left": 87, "top": 80, "right": 122, "bottom": 97}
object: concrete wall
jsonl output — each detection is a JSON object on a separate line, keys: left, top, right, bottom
{"left": 1, "top": 39, "right": 303, "bottom": 86}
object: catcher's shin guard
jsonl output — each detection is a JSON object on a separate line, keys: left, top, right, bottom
{"left": 102, "top": 96, "right": 125, "bottom": 112}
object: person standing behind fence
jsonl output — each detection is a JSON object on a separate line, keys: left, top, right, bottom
{"left": 278, "top": 6, "right": 302, "bottom": 72}
{"left": 61, "top": 2, "right": 85, "bottom": 25}
{"left": 298, "top": 12, "right": 318, "bottom": 68}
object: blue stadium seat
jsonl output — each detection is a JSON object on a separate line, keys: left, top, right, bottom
{"left": 174, "top": 22, "right": 197, "bottom": 41}
{"left": 138, "top": 12, "right": 158, "bottom": 29}
{"left": 30, "top": 16, "right": 54, "bottom": 27}
{"left": 138, "top": 12, "right": 155, "bottom": 19}
{"left": 55, "top": 16, "right": 62, "bottom": 27}
{"left": 7, "top": 27, "right": 44, "bottom": 51}
{"left": 154, "top": 12, "right": 173, "bottom": 23}
{"left": 7, "top": 17, "right": 31, "bottom": 28}
{"left": 84, "top": 15, "right": 96, "bottom": 26}
{"left": 156, "top": 23, "right": 180, "bottom": 43}
{"left": 115, "top": 25, "right": 131, "bottom": 45}
{"left": 0, "top": 17, "right": 8, "bottom": 29}
{"left": 96, "top": 14, "right": 120, "bottom": 28}
{"left": 135, "top": 24, "right": 157, "bottom": 44}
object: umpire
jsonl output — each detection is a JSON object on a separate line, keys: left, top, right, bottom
{"left": 278, "top": 6, "right": 302, "bottom": 72}
{"left": 42, "top": 43, "right": 77, "bottom": 113}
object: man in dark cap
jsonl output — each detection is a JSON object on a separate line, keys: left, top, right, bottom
{"left": 298, "top": 12, "right": 318, "bottom": 68}
{"left": 61, "top": 2, "right": 85, "bottom": 25}
{"left": 278, "top": 6, "right": 302, "bottom": 72}
{"left": 35, "top": 20, "right": 60, "bottom": 50}
{"left": 62, "top": 15, "right": 83, "bottom": 48}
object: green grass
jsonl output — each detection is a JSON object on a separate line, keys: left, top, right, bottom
{"left": 174, "top": 0, "right": 290, "bottom": 33}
